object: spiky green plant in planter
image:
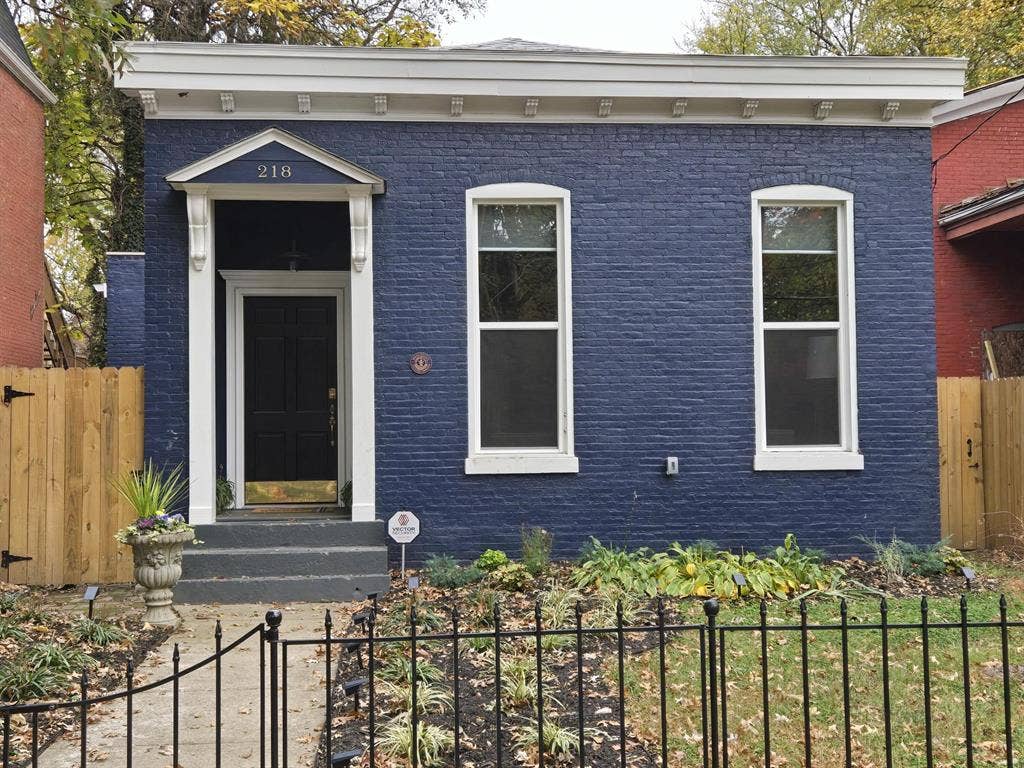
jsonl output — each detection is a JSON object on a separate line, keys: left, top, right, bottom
{"left": 112, "top": 461, "right": 196, "bottom": 625}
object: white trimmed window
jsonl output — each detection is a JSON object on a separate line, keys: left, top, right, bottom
{"left": 752, "top": 185, "right": 862, "bottom": 471}
{"left": 465, "top": 183, "right": 577, "bottom": 475}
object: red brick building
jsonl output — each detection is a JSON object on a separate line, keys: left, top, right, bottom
{"left": 0, "top": 4, "right": 55, "bottom": 367}
{"left": 932, "top": 77, "right": 1024, "bottom": 377}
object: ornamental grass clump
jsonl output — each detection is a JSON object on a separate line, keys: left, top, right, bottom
{"left": 112, "top": 460, "right": 195, "bottom": 543}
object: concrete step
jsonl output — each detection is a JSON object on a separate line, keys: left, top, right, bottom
{"left": 182, "top": 545, "right": 387, "bottom": 579}
{"left": 173, "top": 573, "right": 392, "bottom": 604}
{"left": 192, "top": 519, "right": 386, "bottom": 549}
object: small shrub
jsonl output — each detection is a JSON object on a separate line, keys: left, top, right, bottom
{"left": 381, "top": 680, "right": 452, "bottom": 714}
{"left": 475, "top": 549, "right": 510, "bottom": 572}
{"left": 423, "top": 554, "right": 485, "bottom": 589}
{"left": 521, "top": 526, "right": 553, "bottom": 576}
{"left": 0, "top": 617, "right": 28, "bottom": 641}
{"left": 584, "top": 588, "right": 644, "bottom": 629}
{"left": 215, "top": 475, "right": 235, "bottom": 514}
{"left": 377, "top": 713, "right": 454, "bottom": 768}
{"left": 0, "top": 591, "right": 23, "bottom": 615}
{"left": 540, "top": 583, "right": 583, "bottom": 627}
{"left": 16, "top": 606, "right": 50, "bottom": 625}
{"left": 859, "top": 536, "right": 960, "bottom": 580}
{"left": 70, "top": 617, "right": 129, "bottom": 647}
{"left": 0, "top": 659, "right": 60, "bottom": 701}
{"left": 488, "top": 562, "right": 533, "bottom": 592}
{"left": 23, "top": 643, "right": 97, "bottom": 674}
{"left": 378, "top": 655, "right": 445, "bottom": 686}
{"left": 514, "top": 720, "right": 595, "bottom": 760}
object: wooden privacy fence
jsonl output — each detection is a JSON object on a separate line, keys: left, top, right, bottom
{"left": 0, "top": 367, "right": 143, "bottom": 585}
{"left": 939, "top": 376, "right": 1024, "bottom": 550}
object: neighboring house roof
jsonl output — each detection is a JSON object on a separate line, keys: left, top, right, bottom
{"left": 442, "top": 37, "right": 609, "bottom": 53}
{"left": 0, "top": 2, "right": 56, "bottom": 103}
{"left": 938, "top": 177, "right": 1024, "bottom": 238}
{"left": 932, "top": 74, "right": 1024, "bottom": 125}
{"left": 116, "top": 41, "right": 965, "bottom": 127}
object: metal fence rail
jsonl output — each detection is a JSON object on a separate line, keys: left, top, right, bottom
{"left": 1, "top": 595, "right": 1020, "bottom": 768}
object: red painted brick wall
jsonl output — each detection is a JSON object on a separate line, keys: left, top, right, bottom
{"left": 0, "top": 67, "right": 46, "bottom": 367}
{"left": 933, "top": 99, "right": 1024, "bottom": 377}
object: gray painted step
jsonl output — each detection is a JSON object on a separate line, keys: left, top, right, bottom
{"left": 183, "top": 545, "right": 387, "bottom": 579}
{"left": 193, "top": 519, "right": 386, "bottom": 548}
{"left": 174, "top": 573, "right": 392, "bottom": 604}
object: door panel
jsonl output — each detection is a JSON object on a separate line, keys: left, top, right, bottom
{"left": 244, "top": 296, "right": 338, "bottom": 504}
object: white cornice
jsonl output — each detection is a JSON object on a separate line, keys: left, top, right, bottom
{"left": 115, "top": 41, "right": 965, "bottom": 127}
{"left": 932, "top": 76, "right": 1024, "bottom": 125}
{"left": 0, "top": 40, "right": 56, "bottom": 104}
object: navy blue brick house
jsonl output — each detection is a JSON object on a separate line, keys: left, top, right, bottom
{"left": 111, "top": 41, "right": 965, "bottom": 596}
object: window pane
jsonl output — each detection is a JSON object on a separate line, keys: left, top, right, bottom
{"left": 764, "top": 329, "right": 840, "bottom": 446}
{"left": 479, "top": 251, "right": 557, "bottom": 322}
{"left": 481, "top": 329, "right": 558, "bottom": 448}
{"left": 762, "top": 252, "right": 838, "bottom": 322}
{"left": 478, "top": 204, "right": 557, "bottom": 249}
{"left": 761, "top": 206, "right": 837, "bottom": 251}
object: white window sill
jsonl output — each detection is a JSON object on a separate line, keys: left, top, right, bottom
{"left": 754, "top": 450, "right": 864, "bottom": 471}
{"left": 465, "top": 454, "right": 580, "bottom": 475}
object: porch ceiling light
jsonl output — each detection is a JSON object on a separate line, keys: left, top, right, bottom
{"left": 278, "top": 238, "right": 308, "bottom": 271}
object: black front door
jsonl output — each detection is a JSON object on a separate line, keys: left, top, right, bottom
{"left": 244, "top": 296, "right": 338, "bottom": 504}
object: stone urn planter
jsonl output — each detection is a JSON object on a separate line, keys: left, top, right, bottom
{"left": 127, "top": 529, "right": 195, "bottom": 625}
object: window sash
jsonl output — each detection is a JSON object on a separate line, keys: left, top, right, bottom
{"left": 752, "top": 190, "right": 857, "bottom": 460}
{"left": 466, "top": 188, "right": 573, "bottom": 461}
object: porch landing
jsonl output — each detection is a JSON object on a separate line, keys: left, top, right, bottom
{"left": 175, "top": 515, "right": 391, "bottom": 603}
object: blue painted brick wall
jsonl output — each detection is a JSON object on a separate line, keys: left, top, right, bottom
{"left": 106, "top": 253, "right": 145, "bottom": 366}
{"left": 144, "top": 120, "right": 939, "bottom": 561}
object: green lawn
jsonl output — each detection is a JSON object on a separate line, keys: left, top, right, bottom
{"left": 622, "top": 583, "right": 1024, "bottom": 768}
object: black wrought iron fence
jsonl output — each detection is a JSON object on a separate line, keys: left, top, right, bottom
{"left": 1, "top": 595, "right": 1020, "bottom": 768}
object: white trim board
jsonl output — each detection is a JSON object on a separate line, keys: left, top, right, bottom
{"left": 115, "top": 42, "right": 965, "bottom": 127}
{"left": 0, "top": 40, "right": 56, "bottom": 104}
{"left": 932, "top": 75, "right": 1024, "bottom": 125}
{"left": 220, "top": 269, "right": 351, "bottom": 509}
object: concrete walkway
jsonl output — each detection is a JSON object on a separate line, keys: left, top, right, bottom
{"left": 43, "top": 601, "right": 346, "bottom": 768}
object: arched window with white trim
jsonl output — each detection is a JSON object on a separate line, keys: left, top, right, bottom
{"left": 465, "top": 183, "right": 577, "bottom": 475}
{"left": 751, "top": 185, "right": 862, "bottom": 471}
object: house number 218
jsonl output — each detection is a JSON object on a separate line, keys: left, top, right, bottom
{"left": 257, "top": 164, "right": 292, "bottom": 178}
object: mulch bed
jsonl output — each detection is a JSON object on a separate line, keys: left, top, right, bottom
{"left": 313, "top": 550, "right": 1016, "bottom": 767}
{"left": 839, "top": 554, "right": 1004, "bottom": 597}
{"left": 316, "top": 578, "right": 671, "bottom": 768}
{"left": 0, "top": 584, "right": 173, "bottom": 767}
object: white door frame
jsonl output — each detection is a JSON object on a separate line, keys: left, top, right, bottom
{"left": 182, "top": 186, "right": 376, "bottom": 524}
{"left": 221, "top": 270, "right": 351, "bottom": 510}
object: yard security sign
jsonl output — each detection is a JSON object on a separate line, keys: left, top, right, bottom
{"left": 388, "top": 510, "right": 420, "bottom": 578}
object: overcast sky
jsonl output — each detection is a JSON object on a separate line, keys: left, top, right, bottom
{"left": 440, "top": 0, "right": 707, "bottom": 54}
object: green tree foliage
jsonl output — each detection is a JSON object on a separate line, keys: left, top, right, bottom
{"left": 686, "top": 0, "right": 1024, "bottom": 88}
{"left": 9, "top": 0, "right": 484, "bottom": 362}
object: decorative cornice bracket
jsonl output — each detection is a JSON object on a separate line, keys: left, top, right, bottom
{"left": 350, "top": 194, "right": 371, "bottom": 273}
{"left": 814, "top": 100, "right": 834, "bottom": 120}
{"left": 139, "top": 90, "right": 159, "bottom": 116}
{"left": 186, "top": 190, "right": 211, "bottom": 271}
{"left": 598, "top": 98, "right": 613, "bottom": 118}
{"left": 882, "top": 101, "right": 900, "bottom": 121}
{"left": 451, "top": 96, "right": 464, "bottom": 117}
{"left": 672, "top": 98, "right": 688, "bottom": 117}
{"left": 742, "top": 99, "right": 759, "bottom": 119}
{"left": 524, "top": 97, "right": 539, "bottom": 117}
{"left": 297, "top": 93, "right": 311, "bottom": 113}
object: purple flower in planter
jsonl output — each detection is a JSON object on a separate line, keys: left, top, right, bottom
{"left": 137, "top": 517, "right": 156, "bottom": 530}
{"left": 169, "top": 514, "right": 185, "bottom": 524}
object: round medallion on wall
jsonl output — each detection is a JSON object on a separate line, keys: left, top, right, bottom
{"left": 409, "top": 352, "right": 432, "bottom": 375}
